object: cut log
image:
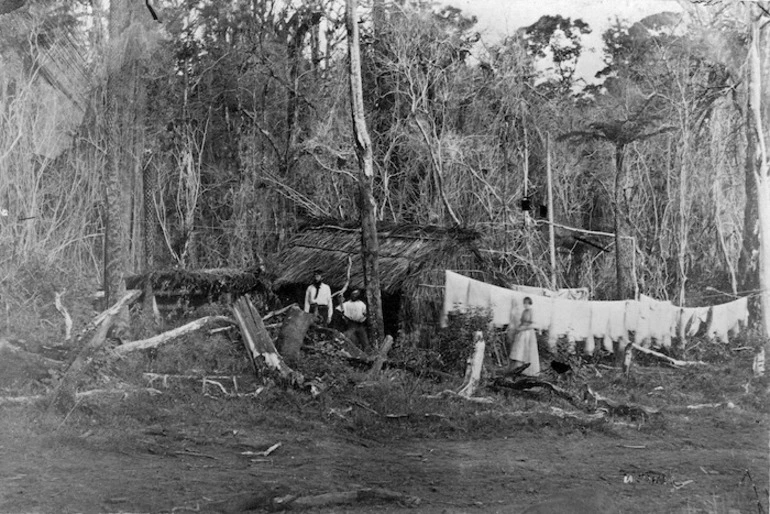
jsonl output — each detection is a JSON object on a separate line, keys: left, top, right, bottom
{"left": 275, "top": 306, "right": 313, "bottom": 365}
{"left": 457, "top": 331, "right": 485, "bottom": 398}
{"left": 367, "top": 334, "right": 394, "bottom": 377}
{"left": 113, "top": 316, "right": 232, "bottom": 355}
{"left": 630, "top": 343, "right": 707, "bottom": 367}
{"left": 231, "top": 296, "right": 302, "bottom": 384}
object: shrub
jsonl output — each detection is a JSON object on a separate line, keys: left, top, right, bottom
{"left": 433, "top": 308, "right": 494, "bottom": 373}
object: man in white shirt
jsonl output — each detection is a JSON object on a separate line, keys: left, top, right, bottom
{"left": 304, "top": 269, "right": 333, "bottom": 325}
{"left": 339, "top": 289, "right": 369, "bottom": 351}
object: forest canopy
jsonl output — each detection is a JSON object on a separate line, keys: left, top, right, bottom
{"left": 0, "top": 0, "right": 767, "bottom": 319}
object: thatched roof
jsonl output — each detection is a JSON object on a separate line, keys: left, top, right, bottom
{"left": 272, "top": 224, "right": 484, "bottom": 295}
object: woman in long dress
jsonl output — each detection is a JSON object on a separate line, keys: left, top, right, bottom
{"left": 509, "top": 297, "right": 540, "bottom": 376}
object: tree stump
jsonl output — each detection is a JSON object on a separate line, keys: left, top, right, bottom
{"left": 275, "top": 306, "right": 313, "bottom": 365}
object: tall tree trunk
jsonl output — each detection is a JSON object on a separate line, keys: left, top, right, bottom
{"left": 613, "top": 144, "right": 635, "bottom": 300}
{"left": 747, "top": 11, "right": 770, "bottom": 345}
{"left": 738, "top": 130, "right": 760, "bottom": 289}
{"left": 104, "top": 0, "right": 151, "bottom": 330}
{"left": 346, "top": 0, "right": 385, "bottom": 346}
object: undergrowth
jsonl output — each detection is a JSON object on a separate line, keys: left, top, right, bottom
{"left": 1, "top": 303, "right": 767, "bottom": 451}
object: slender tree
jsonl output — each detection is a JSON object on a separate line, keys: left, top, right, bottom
{"left": 346, "top": 0, "right": 384, "bottom": 346}
{"left": 746, "top": 4, "right": 770, "bottom": 345}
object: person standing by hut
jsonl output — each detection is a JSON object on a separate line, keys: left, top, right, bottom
{"left": 509, "top": 297, "right": 540, "bottom": 376}
{"left": 339, "top": 289, "right": 369, "bottom": 351}
{"left": 304, "top": 269, "right": 333, "bottom": 326}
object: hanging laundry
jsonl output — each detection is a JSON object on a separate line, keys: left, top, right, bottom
{"left": 467, "top": 276, "right": 493, "bottom": 314}
{"left": 624, "top": 300, "right": 647, "bottom": 346}
{"left": 568, "top": 300, "right": 593, "bottom": 342}
{"left": 510, "top": 284, "right": 589, "bottom": 301}
{"left": 639, "top": 296, "right": 678, "bottom": 349}
{"left": 706, "top": 297, "right": 749, "bottom": 343}
{"left": 442, "top": 271, "right": 524, "bottom": 328}
{"left": 444, "top": 272, "right": 751, "bottom": 352}
{"left": 441, "top": 270, "right": 471, "bottom": 327}
{"left": 679, "top": 306, "right": 711, "bottom": 337}
{"left": 548, "top": 297, "right": 592, "bottom": 351}
{"left": 589, "top": 300, "right": 627, "bottom": 353}
{"left": 590, "top": 301, "right": 611, "bottom": 340}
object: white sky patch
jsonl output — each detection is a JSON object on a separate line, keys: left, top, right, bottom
{"left": 442, "top": 0, "right": 684, "bottom": 82}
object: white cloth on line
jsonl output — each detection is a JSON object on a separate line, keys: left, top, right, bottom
{"left": 706, "top": 297, "right": 749, "bottom": 343}
{"left": 680, "top": 306, "right": 711, "bottom": 337}
{"left": 442, "top": 271, "right": 520, "bottom": 327}
{"left": 510, "top": 284, "right": 590, "bottom": 301}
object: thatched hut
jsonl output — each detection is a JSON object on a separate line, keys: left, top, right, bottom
{"left": 272, "top": 223, "right": 489, "bottom": 337}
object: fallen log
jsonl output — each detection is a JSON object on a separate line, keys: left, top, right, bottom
{"left": 631, "top": 343, "right": 707, "bottom": 367}
{"left": 231, "top": 296, "right": 302, "bottom": 385}
{"left": 274, "top": 306, "right": 313, "bottom": 365}
{"left": 47, "top": 290, "right": 141, "bottom": 414}
{"left": 90, "top": 290, "right": 142, "bottom": 329}
{"left": 113, "top": 316, "right": 232, "bottom": 355}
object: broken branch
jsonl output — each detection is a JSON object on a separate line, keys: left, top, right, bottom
{"left": 113, "top": 316, "right": 232, "bottom": 355}
{"left": 631, "top": 344, "right": 707, "bottom": 367}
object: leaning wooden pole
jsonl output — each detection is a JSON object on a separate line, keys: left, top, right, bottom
{"left": 346, "top": 0, "right": 384, "bottom": 346}
{"left": 546, "top": 133, "right": 557, "bottom": 289}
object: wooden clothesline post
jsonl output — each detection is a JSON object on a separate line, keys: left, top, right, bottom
{"left": 546, "top": 133, "right": 557, "bottom": 290}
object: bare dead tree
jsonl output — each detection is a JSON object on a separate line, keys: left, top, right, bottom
{"left": 346, "top": 0, "right": 385, "bottom": 346}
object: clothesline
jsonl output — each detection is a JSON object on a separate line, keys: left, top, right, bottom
{"left": 441, "top": 271, "right": 750, "bottom": 354}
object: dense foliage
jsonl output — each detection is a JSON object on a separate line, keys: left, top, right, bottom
{"left": 0, "top": 0, "right": 768, "bottom": 338}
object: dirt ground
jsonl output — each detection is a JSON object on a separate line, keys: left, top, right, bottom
{"left": 0, "top": 333, "right": 767, "bottom": 514}
{"left": 0, "top": 389, "right": 766, "bottom": 513}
